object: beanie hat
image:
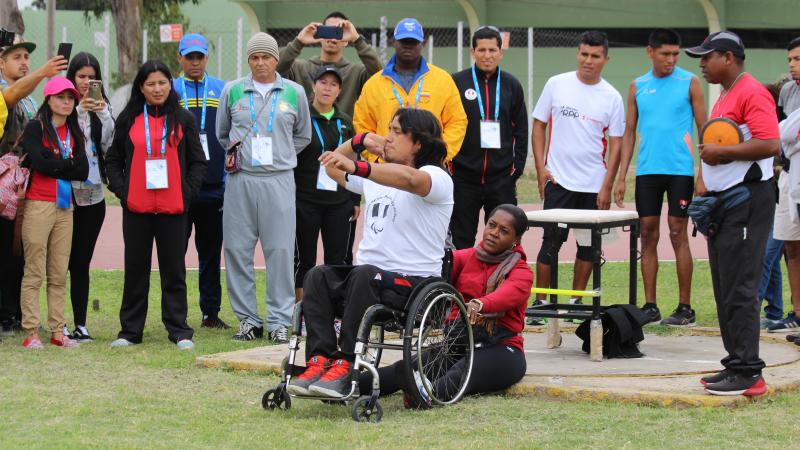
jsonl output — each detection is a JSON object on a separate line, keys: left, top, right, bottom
{"left": 247, "top": 32, "right": 279, "bottom": 61}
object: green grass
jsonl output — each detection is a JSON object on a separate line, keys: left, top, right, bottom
{"left": 1, "top": 262, "right": 797, "bottom": 449}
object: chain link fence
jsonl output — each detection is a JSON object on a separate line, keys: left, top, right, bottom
{"left": 16, "top": 9, "right": 582, "bottom": 126}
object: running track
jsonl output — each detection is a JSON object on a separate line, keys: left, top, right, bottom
{"left": 90, "top": 203, "right": 709, "bottom": 270}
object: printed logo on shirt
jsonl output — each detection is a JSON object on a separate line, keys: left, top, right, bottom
{"left": 464, "top": 88, "right": 478, "bottom": 101}
{"left": 558, "top": 105, "right": 580, "bottom": 118}
{"left": 366, "top": 195, "right": 397, "bottom": 235}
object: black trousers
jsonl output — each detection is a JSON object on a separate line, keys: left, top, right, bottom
{"left": 302, "top": 264, "right": 420, "bottom": 361}
{"left": 450, "top": 177, "right": 517, "bottom": 250}
{"left": 0, "top": 217, "right": 23, "bottom": 323}
{"left": 294, "top": 199, "right": 353, "bottom": 288}
{"left": 708, "top": 181, "right": 774, "bottom": 375}
{"left": 119, "top": 209, "right": 193, "bottom": 343}
{"left": 185, "top": 198, "right": 223, "bottom": 315}
{"left": 358, "top": 343, "right": 527, "bottom": 399}
{"left": 68, "top": 200, "right": 106, "bottom": 327}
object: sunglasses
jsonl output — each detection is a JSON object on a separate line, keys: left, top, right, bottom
{"left": 474, "top": 25, "right": 501, "bottom": 34}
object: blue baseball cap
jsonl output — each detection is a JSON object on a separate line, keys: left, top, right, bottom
{"left": 394, "top": 18, "right": 424, "bottom": 42}
{"left": 179, "top": 33, "right": 208, "bottom": 56}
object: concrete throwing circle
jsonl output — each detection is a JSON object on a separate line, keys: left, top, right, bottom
{"left": 522, "top": 332, "right": 799, "bottom": 377}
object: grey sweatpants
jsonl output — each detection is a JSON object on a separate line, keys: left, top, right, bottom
{"left": 224, "top": 171, "right": 296, "bottom": 332}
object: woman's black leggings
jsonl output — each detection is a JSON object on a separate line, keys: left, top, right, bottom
{"left": 68, "top": 200, "right": 105, "bottom": 327}
{"left": 359, "top": 343, "right": 527, "bottom": 399}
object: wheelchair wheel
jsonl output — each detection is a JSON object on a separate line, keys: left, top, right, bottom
{"left": 351, "top": 396, "right": 383, "bottom": 423}
{"left": 262, "top": 387, "right": 291, "bottom": 411}
{"left": 403, "top": 281, "right": 473, "bottom": 407}
{"left": 364, "top": 324, "right": 384, "bottom": 366}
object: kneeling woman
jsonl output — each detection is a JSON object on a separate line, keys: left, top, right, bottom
{"left": 360, "top": 204, "right": 533, "bottom": 406}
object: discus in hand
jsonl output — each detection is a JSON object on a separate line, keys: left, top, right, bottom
{"left": 700, "top": 117, "right": 743, "bottom": 165}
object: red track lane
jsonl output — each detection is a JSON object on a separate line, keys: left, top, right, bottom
{"left": 90, "top": 203, "right": 709, "bottom": 270}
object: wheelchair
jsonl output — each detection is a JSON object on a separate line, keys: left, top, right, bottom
{"left": 261, "top": 266, "right": 475, "bottom": 422}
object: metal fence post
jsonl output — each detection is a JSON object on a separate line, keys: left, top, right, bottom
{"left": 379, "top": 16, "right": 387, "bottom": 65}
{"left": 217, "top": 36, "right": 223, "bottom": 80}
{"left": 527, "top": 27, "right": 534, "bottom": 117}
{"left": 103, "top": 14, "right": 110, "bottom": 92}
{"left": 236, "top": 17, "right": 243, "bottom": 80}
{"left": 457, "top": 21, "right": 463, "bottom": 71}
{"left": 142, "top": 29, "right": 148, "bottom": 63}
{"left": 428, "top": 34, "right": 434, "bottom": 64}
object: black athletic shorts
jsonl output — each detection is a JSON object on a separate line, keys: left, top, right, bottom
{"left": 543, "top": 181, "right": 598, "bottom": 211}
{"left": 635, "top": 175, "right": 693, "bottom": 218}
{"left": 537, "top": 182, "right": 597, "bottom": 264}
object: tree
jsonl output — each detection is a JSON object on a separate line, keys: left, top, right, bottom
{"left": 0, "top": 0, "right": 25, "bottom": 36}
{"left": 32, "top": 0, "right": 198, "bottom": 85}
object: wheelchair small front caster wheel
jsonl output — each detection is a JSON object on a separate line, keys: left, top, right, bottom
{"left": 262, "top": 388, "right": 291, "bottom": 411}
{"left": 351, "top": 396, "right": 382, "bottom": 423}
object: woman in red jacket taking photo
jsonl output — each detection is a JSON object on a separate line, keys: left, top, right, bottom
{"left": 105, "top": 60, "right": 207, "bottom": 349}
{"left": 19, "top": 77, "right": 89, "bottom": 349}
{"left": 359, "top": 204, "right": 533, "bottom": 407}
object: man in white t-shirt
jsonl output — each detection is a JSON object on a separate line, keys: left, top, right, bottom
{"left": 287, "top": 108, "right": 454, "bottom": 399}
{"left": 530, "top": 30, "right": 625, "bottom": 307}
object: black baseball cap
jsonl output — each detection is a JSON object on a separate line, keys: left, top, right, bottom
{"left": 685, "top": 31, "right": 746, "bottom": 60}
{"left": 310, "top": 66, "right": 343, "bottom": 83}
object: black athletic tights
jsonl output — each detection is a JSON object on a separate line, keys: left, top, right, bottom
{"left": 68, "top": 201, "right": 106, "bottom": 327}
{"left": 358, "top": 343, "right": 527, "bottom": 400}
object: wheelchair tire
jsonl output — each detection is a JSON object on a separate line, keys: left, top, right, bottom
{"left": 351, "top": 396, "right": 383, "bottom": 423}
{"left": 402, "top": 281, "right": 474, "bottom": 407}
{"left": 262, "top": 388, "right": 291, "bottom": 411}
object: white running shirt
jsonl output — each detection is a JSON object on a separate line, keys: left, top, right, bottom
{"left": 346, "top": 165, "right": 454, "bottom": 277}
{"left": 532, "top": 71, "right": 625, "bottom": 193}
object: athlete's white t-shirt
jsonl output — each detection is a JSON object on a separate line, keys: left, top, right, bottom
{"left": 346, "top": 165, "right": 454, "bottom": 277}
{"left": 532, "top": 71, "right": 625, "bottom": 193}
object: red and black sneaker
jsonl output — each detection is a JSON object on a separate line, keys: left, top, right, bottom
{"left": 286, "top": 355, "right": 330, "bottom": 396}
{"left": 700, "top": 369, "right": 731, "bottom": 386}
{"left": 309, "top": 359, "right": 352, "bottom": 398}
{"left": 705, "top": 373, "right": 767, "bottom": 397}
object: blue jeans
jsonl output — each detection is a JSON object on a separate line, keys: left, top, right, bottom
{"left": 758, "top": 230, "right": 784, "bottom": 320}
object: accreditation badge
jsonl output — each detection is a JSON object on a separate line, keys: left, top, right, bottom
{"left": 200, "top": 132, "right": 210, "bottom": 160}
{"left": 480, "top": 120, "right": 501, "bottom": 149}
{"left": 316, "top": 164, "right": 338, "bottom": 191}
{"left": 251, "top": 135, "right": 273, "bottom": 166}
{"left": 145, "top": 158, "right": 169, "bottom": 190}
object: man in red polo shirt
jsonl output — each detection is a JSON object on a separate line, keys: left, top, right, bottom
{"left": 686, "top": 31, "right": 780, "bottom": 396}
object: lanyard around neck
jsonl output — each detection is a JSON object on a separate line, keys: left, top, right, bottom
{"left": 50, "top": 122, "right": 71, "bottom": 158}
{"left": 249, "top": 89, "right": 279, "bottom": 136}
{"left": 311, "top": 117, "right": 342, "bottom": 152}
{"left": 182, "top": 74, "right": 209, "bottom": 132}
{"left": 143, "top": 105, "right": 167, "bottom": 158}
{"left": 391, "top": 76, "right": 424, "bottom": 108}
{"left": 471, "top": 65, "right": 501, "bottom": 121}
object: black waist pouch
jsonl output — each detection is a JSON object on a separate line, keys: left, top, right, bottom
{"left": 688, "top": 184, "right": 751, "bottom": 237}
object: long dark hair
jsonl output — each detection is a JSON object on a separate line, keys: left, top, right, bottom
{"left": 33, "top": 93, "right": 84, "bottom": 159}
{"left": 116, "top": 59, "right": 181, "bottom": 144}
{"left": 66, "top": 51, "right": 110, "bottom": 182}
{"left": 391, "top": 107, "right": 447, "bottom": 169}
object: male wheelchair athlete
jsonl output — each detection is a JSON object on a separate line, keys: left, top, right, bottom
{"left": 261, "top": 273, "right": 475, "bottom": 422}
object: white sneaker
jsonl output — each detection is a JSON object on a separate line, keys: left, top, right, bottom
{"left": 176, "top": 339, "right": 195, "bottom": 350}
{"left": 110, "top": 338, "right": 135, "bottom": 347}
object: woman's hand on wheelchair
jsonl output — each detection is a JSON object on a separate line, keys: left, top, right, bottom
{"left": 467, "top": 299, "right": 483, "bottom": 325}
